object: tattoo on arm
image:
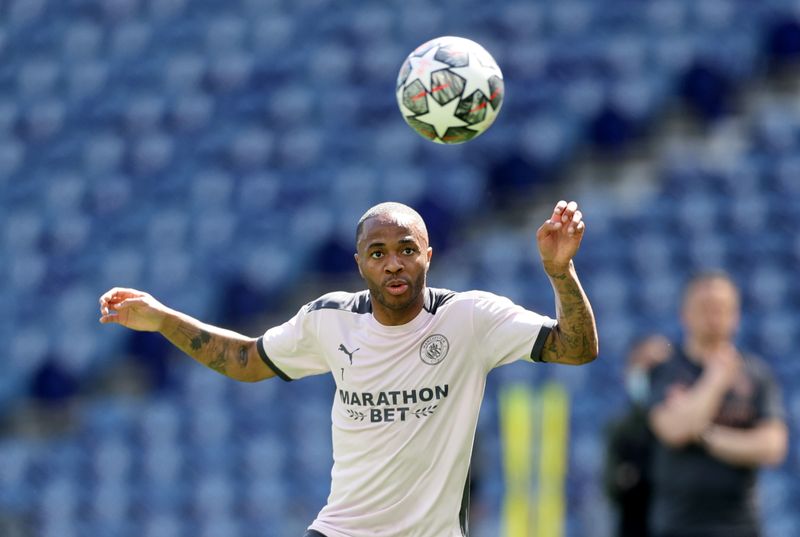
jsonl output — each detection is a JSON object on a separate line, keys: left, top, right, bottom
{"left": 190, "top": 330, "right": 211, "bottom": 350}
{"left": 165, "top": 320, "right": 252, "bottom": 379}
{"left": 543, "top": 330, "right": 559, "bottom": 361}
{"left": 543, "top": 264, "right": 598, "bottom": 365}
{"left": 208, "top": 341, "right": 229, "bottom": 375}
{"left": 238, "top": 345, "right": 249, "bottom": 367}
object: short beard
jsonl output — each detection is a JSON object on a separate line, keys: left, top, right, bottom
{"left": 368, "top": 272, "right": 426, "bottom": 312}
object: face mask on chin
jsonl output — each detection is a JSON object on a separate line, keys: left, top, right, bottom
{"left": 625, "top": 368, "right": 649, "bottom": 405}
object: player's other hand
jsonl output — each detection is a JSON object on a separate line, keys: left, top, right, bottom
{"left": 98, "top": 288, "right": 169, "bottom": 332}
{"left": 536, "top": 200, "right": 585, "bottom": 275}
{"left": 704, "top": 346, "right": 742, "bottom": 388}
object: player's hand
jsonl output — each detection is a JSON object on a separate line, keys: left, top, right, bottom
{"left": 631, "top": 334, "right": 672, "bottom": 369}
{"left": 704, "top": 346, "right": 741, "bottom": 388}
{"left": 98, "top": 288, "right": 169, "bottom": 332}
{"left": 536, "top": 200, "right": 585, "bottom": 275}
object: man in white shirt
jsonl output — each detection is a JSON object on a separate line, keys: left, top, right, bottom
{"left": 99, "top": 200, "right": 598, "bottom": 537}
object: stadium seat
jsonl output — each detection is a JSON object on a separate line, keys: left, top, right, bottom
{"left": 647, "top": 0, "right": 689, "bottom": 33}
{"left": 39, "top": 476, "right": 80, "bottom": 523}
{"left": 692, "top": 0, "right": 736, "bottom": 30}
{"left": 548, "top": 1, "right": 596, "bottom": 37}
{"left": 129, "top": 131, "right": 175, "bottom": 175}
{"left": 773, "top": 154, "right": 800, "bottom": 195}
{"left": 110, "top": 21, "right": 152, "bottom": 59}
{"left": 8, "top": 0, "right": 47, "bottom": 28}
{"left": 0, "top": 440, "right": 36, "bottom": 508}
{"left": 250, "top": 15, "right": 295, "bottom": 53}
{"left": 48, "top": 213, "right": 92, "bottom": 254}
{"left": 757, "top": 311, "right": 798, "bottom": 359}
{"left": 192, "top": 473, "right": 235, "bottom": 517}
{"left": 63, "top": 22, "right": 103, "bottom": 61}
{"left": 205, "top": 16, "right": 246, "bottom": 53}
{"left": 124, "top": 94, "right": 166, "bottom": 134}
{"left": 206, "top": 52, "right": 254, "bottom": 92}
{"left": 40, "top": 518, "right": 80, "bottom": 537}
{"left": 164, "top": 54, "right": 206, "bottom": 94}
{"left": 100, "top": 0, "right": 141, "bottom": 23}
{"left": 149, "top": 0, "right": 188, "bottom": 21}
{"left": 169, "top": 91, "right": 214, "bottom": 132}
{"left": 560, "top": 77, "right": 605, "bottom": 120}
{"left": 22, "top": 98, "right": 65, "bottom": 141}
{"left": 518, "top": 112, "right": 580, "bottom": 167}
{"left": 84, "top": 133, "right": 125, "bottom": 174}
{"left": 0, "top": 137, "right": 25, "bottom": 178}
{"left": 226, "top": 127, "right": 272, "bottom": 171}
{"left": 142, "top": 513, "right": 184, "bottom": 537}
{"left": 67, "top": 60, "right": 110, "bottom": 102}
{"left": 0, "top": 100, "right": 19, "bottom": 135}
{"left": 18, "top": 59, "right": 60, "bottom": 99}
{"left": 284, "top": 129, "right": 328, "bottom": 170}
{"left": 139, "top": 400, "right": 182, "bottom": 444}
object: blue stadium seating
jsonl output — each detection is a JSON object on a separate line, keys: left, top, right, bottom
{"left": 1, "top": 0, "right": 799, "bottom": 535}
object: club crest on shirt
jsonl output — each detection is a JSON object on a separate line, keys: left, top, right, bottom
{"left": 420, "top": 334, "right": 449, "bottom": 365}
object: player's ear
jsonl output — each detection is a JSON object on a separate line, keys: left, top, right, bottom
{"left": 354, "top": 253, "right": 364, "bottom": 278}
{"left": 426, "top": 246, "right": 432, "bottom": 268}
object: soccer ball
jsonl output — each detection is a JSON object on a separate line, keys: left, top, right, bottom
{"left": 396, "top": 36, "right": 504, "bottom": 144}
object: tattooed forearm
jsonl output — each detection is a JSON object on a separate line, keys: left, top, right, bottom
{"left": 161, "top": 314, "right": 260, "bottom": 380}
{"left": 191, "top": 330, "right": 211, "bottom": 350}
{"left": 238, "top": 345, "right": 249, "bottom": 367}
{"left": 542, "top": 261, "right": 598, "bottom": 365}
{"left": 208, "top": 343, "right": 228, "bottom": 375}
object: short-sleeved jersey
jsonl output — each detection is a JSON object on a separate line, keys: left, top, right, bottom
{"left": 646, "top": 347, "right": 785, "bottom": 537}
{"left": 257, "top": 288, "right": 555, "bottom": 537}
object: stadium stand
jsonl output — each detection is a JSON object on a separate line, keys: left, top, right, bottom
{"left": 1, "top": 0, "right": 799, "bottom": 536}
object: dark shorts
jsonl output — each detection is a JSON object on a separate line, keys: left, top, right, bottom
{"left": 303, "top": 531, "right": 327, "bottom": 537}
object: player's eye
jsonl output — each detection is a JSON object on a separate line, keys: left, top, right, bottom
{"left": 402, "top": 247, "right": 416, "bottom": 255}
{"left": 370, "top": 251, "right": 384, "bottom": 259}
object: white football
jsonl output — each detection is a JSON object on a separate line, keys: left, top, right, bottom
{"left": 396, "top": 36, "right": 504, "bottom": 144}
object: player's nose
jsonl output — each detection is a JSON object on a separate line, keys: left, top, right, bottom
{"left": 384, "top": 253, "right": 403, "bottom": 273}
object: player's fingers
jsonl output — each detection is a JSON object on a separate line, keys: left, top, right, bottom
{"left": 100, "top": 287, "right": 128, "bottom": 301}
{"left": 550, "top": 200, "right": 568, "bottom": 221}
{"left": 539, "top": 218, "right": 563, "bottom": 235}
{"left": 100, "top": 287, "right": 142, "bottom": 304}
{"left": 568, "top": 210, "right": 583, "bottom": 236}
{"left": 101, "top": 298, "right": 125, "bottom": 314}
{"left": 561, "top": 200, "right": 578, "bottom": 223}
{"left": 108, "top": 289, "right": 145, "bottom": 307}
{"left": 98, "top": 288, "right": 121, "bottom": 305}
{"left": 99, "top": 313, "right": 119, "bottom": 324}
{"left": 114, "top": 288, "right": 142, "bottom": 300}
{"left": 115, "top": 297, "right": 145, "bottom": 310}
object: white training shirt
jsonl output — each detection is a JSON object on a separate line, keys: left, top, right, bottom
{"left": 257, "top": 288, "right": 555, "bottom": 537}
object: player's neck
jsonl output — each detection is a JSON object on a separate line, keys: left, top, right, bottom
{"left": 684, "top": 337, "right": 736, "bottom": 364}
{"left": 371, "top": 294, "right": 426, "bottom": 326}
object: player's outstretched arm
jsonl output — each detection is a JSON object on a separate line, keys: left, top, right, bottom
{"left": 98, "top": 288, "right": 275, "bottom": 382}
{"left": 536, "top": 200, "right": 599, "bottom": 365}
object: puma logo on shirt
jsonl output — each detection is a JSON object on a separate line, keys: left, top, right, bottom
{"left": 338, "top": 344, "right": 359, "bottom": 364}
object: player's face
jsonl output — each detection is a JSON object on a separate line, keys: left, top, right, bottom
{"left": 355, "top": 215, "right": 432, "bottom": 325}
{"left": 682, "top": 278, "right": 741, "bottom": 344}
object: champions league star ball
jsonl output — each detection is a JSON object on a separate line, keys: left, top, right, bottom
{"left": 396, "top": 36, "right": 504, "bottom": 144}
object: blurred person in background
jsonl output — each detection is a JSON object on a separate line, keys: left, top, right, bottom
{"left": 604, "top": 334, "right": 671, "bottom": 537}
{"left": 97, "top": 200, "right": 598, "bottom": 537}
{"left": 646, "top": 271, "right": 788, "bottom": 537}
